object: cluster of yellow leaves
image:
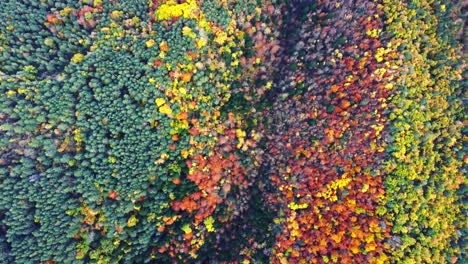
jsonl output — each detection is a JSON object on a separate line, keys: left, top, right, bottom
{"left": 214, "top": 30, "right": 228, "bottom": 45}
{"left": 159, "top": 41, "right": 169, "bottom": 52}
{"left": 317, "top": 175, "right": 352, "bottom": 201}
{"left": 71, "top": 53, "right": 84, "bottom": 63}
{"left": 181, "top": 224, "right": 192, "bottom": 234}
{"left": 80, "top": 204, "right": 99, "bottom": 225}
{"left": 235, "top": 128, "right": 246, "bottom": 149}
{"left": 156, "top": 97, "right": 173, "bottom": 116}
{"left": 146, "top": 39, "right": 155, "bottom": 48}
{"left": 366, "top": 28, "right": 381, "bottom": 38}
{"left": 73, "top": 128, "right": 83, "bottom": 151}
{"left": 286, "top": 213, "right": 301, "bottom": 238}
{"left": 111, "top": 10, "right": 124, "bottom": 19}
{"left": 182, "top": 26, "right": 196, "bottom": 39}
{"left": 287, "top": 202, "right": 308, "bottom": 210}
{"left": 203, "top": 216, "right": 215, "bottom": 232}
{"left": 59, "top": 6, "right": 74, "bottom": 17}
{"left": 155, "top": 0, "right": 199, "bottom": 21}
{"left": 374, "top": 47, "right": 391, "bottom": 63}
{"left": 5, "top": 90, "right": 16, "bottom": 97}
{"left": 127, "top": 215, "right": 138, "bottom": 227}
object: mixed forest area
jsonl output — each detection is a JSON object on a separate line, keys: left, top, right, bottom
{"left": 0, "top": 0, "right": 466, "bottom": 263}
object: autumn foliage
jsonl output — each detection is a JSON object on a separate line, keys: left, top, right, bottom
{"left": 0, "top": 0, "right": 464, "bottom": 263}
{"left": 263, "top": 2, "right": 393, "bottom": 263}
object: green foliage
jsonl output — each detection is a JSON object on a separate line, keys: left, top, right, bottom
{"left": 0, "top": 0, "right": 92, "bottom": 77}
{"left": 382, "top": 0, "right": 465, "bottom": 262}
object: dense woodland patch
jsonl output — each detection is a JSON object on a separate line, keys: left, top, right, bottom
{"left": 0, "top": 0, "right": 465, "bottom": 263}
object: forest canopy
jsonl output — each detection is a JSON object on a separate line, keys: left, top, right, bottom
{"left": 0, "top": 0, "right": 465, "bottom": 263}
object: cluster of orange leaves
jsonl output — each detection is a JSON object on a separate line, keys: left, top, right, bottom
{"left": 172, "top": 150, "right": 246, "bottom": 225}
